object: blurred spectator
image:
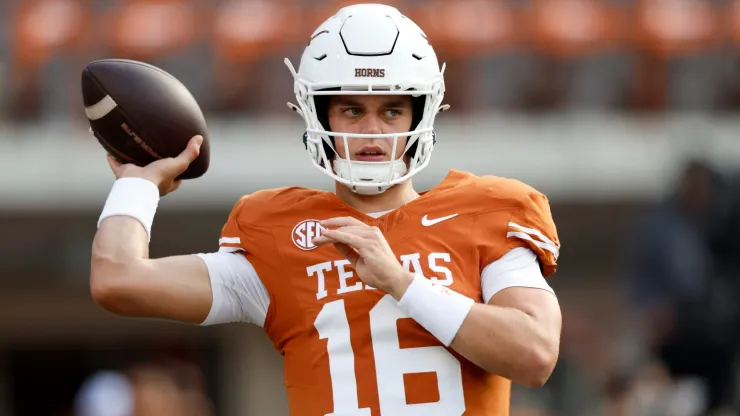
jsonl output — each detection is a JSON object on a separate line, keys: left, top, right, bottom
{"left": 74, "top": 360, "right": 214, "bottom": 416}
{"left": 75, "top": 370, "right": 134, "bottom": 416}
{"left": 416, "top": 0, "right": 536, "bottom": 112}
{"left": 6, "top": 0, "right": 93, "bottom": 121}
{"left": 632, "top": 0, "right": 730, "bottom": 111}
{"left": 103, "top": 0, "right": 213, "bottom": 111}
{"left": 628, "top": 159, "right": 740, "bottom": 415}
{"left": 527, "top": 0, "right": 635, "bottom": 111}
{"left": 210, "top": 0, "right": 302, "bottom": 115}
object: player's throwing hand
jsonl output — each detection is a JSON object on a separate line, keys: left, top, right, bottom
{"left": 314, "top": 216, "right": 413, "bottom": 300}
{"left": 106, "top": 136, "right": 203, "bottom": 196}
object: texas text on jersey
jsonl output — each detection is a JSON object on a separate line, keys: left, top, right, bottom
{"left": 208, "top": 170, "right": 559, "bottom": 416}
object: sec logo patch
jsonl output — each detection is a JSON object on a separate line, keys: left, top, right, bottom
{"left": 292, "top": 219, "right": 325, "bottom": 250}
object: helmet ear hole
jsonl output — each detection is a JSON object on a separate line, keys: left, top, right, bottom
{"left": 313, "top": 95, "right": 331, "bottom": 131}
{"left": 311, "top": 93, "right": 337, "bottom": 159}
{"left": 410, "top": 95, "right": 426, "bottom": 130}
{"left": 404, "top": 95, "right": 427, "bottom": 157}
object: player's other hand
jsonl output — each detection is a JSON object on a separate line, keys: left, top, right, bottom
{"left": 313, "top": 216, "right": 413, "bottom": 300}
{"left": 107, "top": 135, "right": 203, "bottom": 196}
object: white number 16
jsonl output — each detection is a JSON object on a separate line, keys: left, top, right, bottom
{"left": 314, "top": 295, "right": 466, "bottom": 416}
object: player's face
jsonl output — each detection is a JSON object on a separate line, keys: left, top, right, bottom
{"left": 327, "top": 95, "right": 413, "bottom": 162}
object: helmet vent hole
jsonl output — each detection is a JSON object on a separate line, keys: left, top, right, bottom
{"left": 314, "top": 54, "right": 327, "bottom": 61}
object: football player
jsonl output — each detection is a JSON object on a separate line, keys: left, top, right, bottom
{"left": 90, "top": 4, "right": 562, "bottom": 415}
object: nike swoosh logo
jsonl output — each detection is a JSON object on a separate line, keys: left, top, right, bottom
{"left": 422, "top": 213, "right": 459, "bottom": 226}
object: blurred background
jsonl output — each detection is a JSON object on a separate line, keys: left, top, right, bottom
{"left": 1, "top": 0, "right": 740, "bottom": 415}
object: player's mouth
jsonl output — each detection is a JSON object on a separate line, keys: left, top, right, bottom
{"left": 355, "top": 146, "right": 387, "bottom": 162}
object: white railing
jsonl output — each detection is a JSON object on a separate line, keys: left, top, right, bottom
{"left": 1, "top": 114, "right": 739, "bottom": 209}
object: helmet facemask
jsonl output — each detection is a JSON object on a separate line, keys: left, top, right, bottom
{"left": 287, "top": 60, "right": 448, "bottom": 195}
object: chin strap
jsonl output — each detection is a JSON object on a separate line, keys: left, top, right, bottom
{"left": 332, "top": 158, "right": 408, "bottom": 195}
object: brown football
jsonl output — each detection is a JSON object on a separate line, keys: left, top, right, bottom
{"left": 81, "top": 59, "right": 210, "bottom": 179}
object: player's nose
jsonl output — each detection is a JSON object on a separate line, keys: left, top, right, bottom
{"left": 358, "top": 114, "right": 383, "bottom": 135}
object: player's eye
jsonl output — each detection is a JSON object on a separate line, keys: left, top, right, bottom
{"left": 342, "top": 108, "right": 362, "bottom": 117}
{"left": 384, "top": 109, "right": 401, "bottom": 118}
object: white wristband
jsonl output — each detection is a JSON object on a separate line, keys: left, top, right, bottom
{"left": 397, "top": 275, "right": 475, "bottom": 347}
{"left": 98, "top": 177, "right": 160, "bottom": 242}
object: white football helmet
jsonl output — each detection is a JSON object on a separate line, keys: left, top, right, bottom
{"left": 285, "top": 3, "right": 448, "bottom": 195}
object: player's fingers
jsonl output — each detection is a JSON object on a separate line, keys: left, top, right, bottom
{"left": 313, "top": 230, "right": 349, "bottom": 247}
{"left": 184, "top": 135, "right": 204, "bottom": 159}
{"left": 317, "top": 226, "right": 375, "bottom": 245}
{"left": 333, "top": 226, "right": 386, "bottom": 246}
{"left": 314, "top": 226, "right": 371, "bottom": 245}
{"left": 318, "top": 229, "right": 365, "bottom": 248}
{"left": 170, "top": 135, "right": 203, "bottom": 171}
{"left": 313, "top": 234, "right": 336, "bottom": 246}
{"left": 333, "top": 242, "right": 360, "bottom": 265}
{"left": 320, "top": 216, "right": 367, "bottom": 228}
{"left": 338, "top": 225, "right": 378, "bottom": 239}
{"left": 106, "top": 153, "right": 122, "bottom": 171}
{"left": 168, "top": 179, "right": 183, "bottom": 194}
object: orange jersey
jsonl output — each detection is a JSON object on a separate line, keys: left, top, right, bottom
{"left": 219, "top": 169, "right": 560, "bottom": 416}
